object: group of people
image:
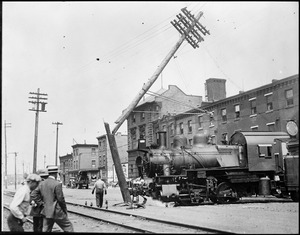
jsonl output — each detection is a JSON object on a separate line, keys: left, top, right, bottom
{"left": 7, "top": 166, "right": 74, "bottom": 232}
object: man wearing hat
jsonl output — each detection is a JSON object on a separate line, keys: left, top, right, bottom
{"left": 30, "top": 169, "right": 49, "bottom": 232}
{"left": 7, "top": 173, "right": 41, "bottom": 232}
{"left": 36, "top": 165, "right": 74, "bottom": 232}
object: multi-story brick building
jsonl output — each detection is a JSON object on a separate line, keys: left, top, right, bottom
{"left": 67, "top": 143, "right": 99, "bottom": 182}
{"left": 126, "top": 85, "right": 203, "bottom": 178}
{"left": 59, "top": 153, "right": 73, "bottom": 185}
{"left": 155, "top": 74, "right": 299, "bottom": 147}
{"left": 96, "top": 132, "right": 128, "bottom": 183}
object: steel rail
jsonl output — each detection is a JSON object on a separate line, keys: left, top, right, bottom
{"left": 66, "top": 201, "right": 234, "bottom": 234}
{"left": 3, "top": 192, "right": 150, "bottom": 233}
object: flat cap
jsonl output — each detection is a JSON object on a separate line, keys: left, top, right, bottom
{"left": 47, "top": 166, "right": 58, "bottom": 174}
{"left": 26, "top": 174, "right": 42, "bottom": 182}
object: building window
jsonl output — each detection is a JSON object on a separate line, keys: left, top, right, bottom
{"left": 162, "top": 125, "right": 166, "bottom": 131}
{"left": 249, "top": 98, "right": 257, "bottom": 115}
{"left": 198, "top": 115, "right": 203, "bottom": 128}
{"left": 221, "top": 108, "right": 227, "bottom": 122}
{"left": 285, "top": 89, "right": 294, "bottom": 106}
{"left": 132, "top": 114, "right": 136, "bottom": 124}
{"left": 139, "top": 125, "right": 145, "bottom": 139}
{"left": 91, "top": 148, "right": 96, "bottom": 155}
{"left": 188, "top": 139, "right": 193, "bottom": 146}
{"left": 209, "top": 135, "right": 216, "bottom": 145}
{"left": 265, "top": 95, "right": 273, "bottom": 111}
{"left": 209, "top": 114, "right": 214, "bottom": 127}
{"left": 141, "top": 112, "right": 145, "bottom": 121}
{"left": 234, "top": 104, "right": 240, "bottom": 119}
{"left": 99, "top": 156, "right": 101, "bottom": 166}
{"left": 179, "top": 122, "right": 184, "bottom": 134}
{"left": 221, "top": 133, "right": 228, "bottom": 145}
{"left": 131, "top": 128, "right": 136, "bottom": 141}
{"left": 267, "top": 122, "right": 275, "bottom": 132}
{"left": 188, "top": 120, "right": 192, "bottom": 132}
{"left": 92, "top": 160, "right": 96, "bottom": 167}
{"left": 170, "top": 123, "right": 174, "bottom": 135}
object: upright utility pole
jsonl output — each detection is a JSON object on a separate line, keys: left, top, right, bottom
{"left": 52, "top": 122, "right": 63, "bottom": 166}
{"left": 29, "top": 88, "right": 48, "bottom": 173}
{"left": 9, "top": 152, "right": 18, "bottom": 190}
{"left": 4, "top": 121, "right": 12, "bottom": 189}
{"left": 106, "top": 7, "right": 209, "bottom": 205}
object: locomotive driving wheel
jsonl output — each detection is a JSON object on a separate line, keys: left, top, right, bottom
{"left": 216, "top": 182, "right": 239, "bottom": 204}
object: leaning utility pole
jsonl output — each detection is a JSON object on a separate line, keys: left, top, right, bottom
{"left": 112, "top": 7, "right": 209, "bottom": 134}
{"left": 4, "top": 121, "right": 12, "bottom": 189}
{"left": 52, "top": 122, "right": 63, "bottom": 166}
{"left": 29, "top": 88, "right": 48, "bottom": 173}
{"left": 105, "top": 7, "right": 209, "bottom": 205}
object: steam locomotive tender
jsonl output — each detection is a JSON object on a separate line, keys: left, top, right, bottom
{"left": 136, "top": 130, "right": 299, "bottom": 205}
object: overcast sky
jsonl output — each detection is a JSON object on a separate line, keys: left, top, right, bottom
{"left": 2, "top": 1, "right": 298, "bottom": 174}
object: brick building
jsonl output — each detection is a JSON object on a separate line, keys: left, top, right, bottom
{"left": 59, "top": 153, "right": 73, "bottom": 185}
{"left": 126, "top": 85, "right": 203, "bottom": 178}
{"left": 66, "top": 143, "right": 99, "bottom": 183}
{"left": 155, "top": 74, "right": 298, "bottom": 147}
{"left": 96, "top": 132, "right": 128, "bottom": 183}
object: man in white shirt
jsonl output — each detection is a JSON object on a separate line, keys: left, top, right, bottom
{"left": 92, "top": 177, "right": 107, "bottom": 208}
{"left": 7, "top": 173, "right": 41, "bottom": 232}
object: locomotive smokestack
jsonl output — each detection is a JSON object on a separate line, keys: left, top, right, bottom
{"left": 157, "top": 131, "right": 167, "bottom": 149}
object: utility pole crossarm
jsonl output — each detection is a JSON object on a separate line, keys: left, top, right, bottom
{"left": 112, "top": 8, "right": 208, "bottom": 134}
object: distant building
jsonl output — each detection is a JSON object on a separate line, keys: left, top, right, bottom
{"left": 67, "top": 143, "right": 99, "bottom": 183}
{"left": 59, "top": 153, "right": 73, "bottom": 185}
{"left": 96, "top": 132, "right": 128, "bottom": 183}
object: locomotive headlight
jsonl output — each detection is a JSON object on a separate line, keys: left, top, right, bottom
{"left": 274, "top": 175, "right": 280, "bottom": 181}
{"left": 286, "top": 120, "right": 298, "bottom": 137}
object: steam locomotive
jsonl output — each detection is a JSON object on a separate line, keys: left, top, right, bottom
{"left": 134, "top": 123, "right": 299, "bottom": 205}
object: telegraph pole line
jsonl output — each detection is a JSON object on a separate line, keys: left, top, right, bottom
{"left": 29, "top": 88, "right": 48, "bottom": 173}
{"left": 52, "top": 122, "right": 63, "bottom": 166}
{"left": 9, "top": 152, "right": 18, "bottom": 190}
{"left": 4, "top": 121, "right": 12, "bottom": 189}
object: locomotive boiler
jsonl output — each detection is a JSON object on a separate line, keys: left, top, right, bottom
{"left": 135, "top": 129, "right": 299, "bottom": 205}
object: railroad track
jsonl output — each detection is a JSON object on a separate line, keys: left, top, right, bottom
{"left": 3, "top": 191, "right": 234, "bottom": 233}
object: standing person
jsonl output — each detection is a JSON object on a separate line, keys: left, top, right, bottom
{"left": 7, "top": 174, "right": 41, "bottom": 232}
{"left": 29, "top": 169, "right": 49, "bottom": 232}
{"left": 37, "top": 166, "right": 74, "bottom": 232}
{"left": 92, "top": 176, "right": 107, "bottom": 208}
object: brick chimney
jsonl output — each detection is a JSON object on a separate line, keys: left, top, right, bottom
{"left": 205, "top": 78, "right": 226, "bottom": 102}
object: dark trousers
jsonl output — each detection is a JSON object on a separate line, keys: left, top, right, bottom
{"left": 43, "top": 217, "right": 74, "bottom": 232}
{"left": 7, "top": 212, "right": 24, "bottom": 232}
{"left": 96, "top": 189, "right": 104, "bottom": 208}
{"left": 33, "top": 216, "right": 44, "bottom": 232}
